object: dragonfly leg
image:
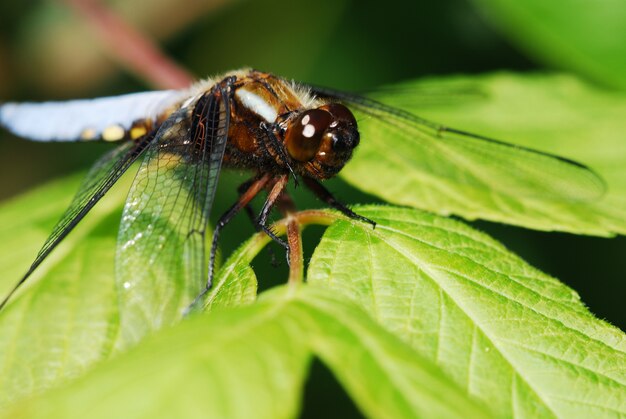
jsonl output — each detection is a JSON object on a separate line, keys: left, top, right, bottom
{"left": 260, "top": 122, "right": 299, "bottom": 187}
{"left": 185, "top": 173, "right": 272, "bottom": 314}
{"left": 257, "top": 175, "right": 291, "bottom": 259}
{"left": 237, "top": 178, "right": 260, "bottom": 228}
{"left": 237, "top": 177, "right": 280, "bottom": 267}
{"left": 208, "top": 173, "right": 272, "bottom": 283}
{"left": 303, "top": 177, "right": 376, "bottom": 228}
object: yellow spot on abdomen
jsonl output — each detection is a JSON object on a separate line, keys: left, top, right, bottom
{"left": 130, "top": 126, "right": 148, "bottom": 139}
{"left": 102, "top": 125, "right": 126, "bottom": 142}
{"left": 80, "top": 128, "right": 98, "bottom": 141}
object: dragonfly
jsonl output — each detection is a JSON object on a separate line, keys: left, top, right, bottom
{"left": 0, "top": 68, "right": 605, "bottom": 312}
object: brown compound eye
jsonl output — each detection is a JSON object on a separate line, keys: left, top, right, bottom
{"left": 320, "top": 103, "right": 357, "bottom": 127}
{"left": 284, "top": 109, "right": 332, "bottom": 162}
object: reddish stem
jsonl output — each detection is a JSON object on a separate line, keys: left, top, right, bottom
{"left": 62, "top": 0, "right": 195, "bottom": 89}
{"left": 286, "top": 215, "right": 304, "bottom": 285}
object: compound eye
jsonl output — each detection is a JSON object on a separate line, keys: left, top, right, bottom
{"left": 320, "top": 103, "right": 357, "bottom": 126}
{"left": 328, "top": 132, "right": 348, "bottom": 152}
{"left": 284, "top": 109, "right": 331, "bottom": 162}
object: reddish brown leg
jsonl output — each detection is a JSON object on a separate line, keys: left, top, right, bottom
{"left": 208, "top": 173, "right": 272, "bottom": 280}
{"left": 186, "top": 173, "right": 271, "bottom": 313}
{"left": 270, "top": 181, "right": 305, "bottom": 284}
{"left": 257, "top": 175, "right": 290, "bottom": 256}
{"left": 236, "top": 178, "right": 263, "bottom": 231}
{"left": 237, "top": 178, "right": 280, "bottom": 267}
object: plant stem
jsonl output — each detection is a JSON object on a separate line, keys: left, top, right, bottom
{"left": 62, "top": 0, "right": 194, "bottom": 89}
{"left": 286, "top": 214, "right": 303, "bottom": 285}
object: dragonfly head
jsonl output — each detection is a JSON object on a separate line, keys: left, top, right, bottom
{"left": 281, "top": 103, "right": 359, "bottom": 179}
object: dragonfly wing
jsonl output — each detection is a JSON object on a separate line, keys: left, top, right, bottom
{"left": 0, "top": 135, "right": 153, "bottom": 310}
{"left": 116, "top": 85, "right": 230, "bottom": 339}
{"left": 0, "top": 90, "right": 187, "bottom": 142}
{"left": 312, "top": 87, "right": 606, "bottom": 202}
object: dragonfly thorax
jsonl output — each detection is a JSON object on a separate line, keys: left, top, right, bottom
{"left": 223, "top": 70, "right": 360, "bottom": 180}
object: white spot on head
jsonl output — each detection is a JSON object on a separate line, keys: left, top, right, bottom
{"left": 301, "top": 114, "right": 310, "bottom": 125}
{"left": 302, "top": 124, "right": 316, "bottom": 138}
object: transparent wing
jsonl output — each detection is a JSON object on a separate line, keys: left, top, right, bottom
{"left": 312, "top": 87, "right": 606, "bottom": 202}
{"left": 116, "top": 86, "right": 230, "bottom": 334}
{"left": 0, "top": 90, "right": 186, "bottom": 142}
{"left": 0, "top": 136, "right": 153, "bottom": 310}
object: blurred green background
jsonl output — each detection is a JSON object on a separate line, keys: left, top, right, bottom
{"left": 0, "top": 0, "right": 624, "bottom": 415}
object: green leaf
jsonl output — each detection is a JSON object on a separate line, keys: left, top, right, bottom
{"left": 308, "top": 205, "right": 626, "bottom": 417}
{"left": 2, "top": 71, "right": 625, "bottom": 416}
{"left": 1, "top": 175, "right": 622, "bottom": 416}
{"left": 290, "top": 287, "right": 491, "bottom": 419}
{"left": 469, "top": 0, "right": 626, "bottom": 90}
{"left": 0, "top": 174, "right": 124, "bottom": 407}
{"left": 0, "top": 171, "right": 262, "bottom": 407}
{"left": 0, "top": 175, "right": 82, "bottom": 294}
{"left": 203, "top": 234, "right": 265, "bottom": 311}
{"left": 383, "top": 73, "right": 626, "bottom": 189}
{"left": 0, "top": 288, "right": 310, "bottom": 419}
{"left": 1, "top": 286, "right": 489, "bottom": 419}
{"left": 343, "top": 72, "right": 626, "bottom": 235}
